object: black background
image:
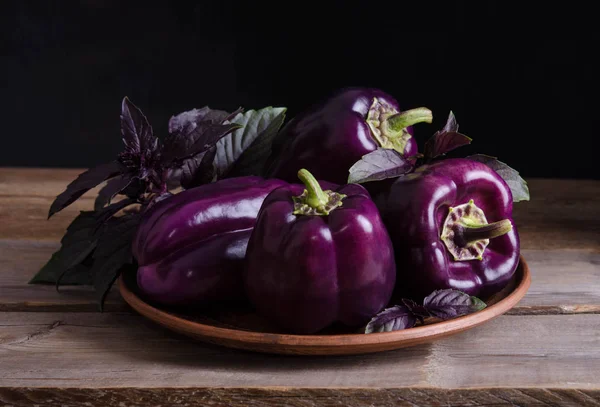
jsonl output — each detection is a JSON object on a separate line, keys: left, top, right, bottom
{"left": 2, "top": 1, "right": 598, "bottom": 179}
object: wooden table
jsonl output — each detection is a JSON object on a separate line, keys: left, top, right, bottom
{"left": 1, "top": 168, "right": 599, "bottom": 407}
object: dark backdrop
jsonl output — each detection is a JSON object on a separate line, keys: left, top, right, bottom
{"left": 2, "top": 1, "right": 598, "bottom": 179}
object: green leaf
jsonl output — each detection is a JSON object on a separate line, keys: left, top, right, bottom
{"left": 29, "top": 211, "right": 99, "bottom": 285}
{"left": 466, "top": 154, "right": 530, "bottom": 202}
{"left": 90, "top": 213, "right": 141, "bottom": 311}
{"left": 470, "top": 295, "right": 487, "bottom": 312}
{"left": 213, "top": 107, "right": 287, "bottom": 179}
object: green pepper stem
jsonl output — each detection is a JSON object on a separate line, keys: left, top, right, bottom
{"left": 385, "top": 107, "right": 433, "bottom": 134}
{"left": 458, "top": 219, "right": 513, "bottom": 245}
{"left": 297, "top": 169, "right": 329, "bottom": 209}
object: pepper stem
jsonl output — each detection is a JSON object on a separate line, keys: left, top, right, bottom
{"left": 297, "top": 169, "right": 329, "bottom": 209}
{"left": 440, "top": 199, "right": 513, "bottom": 261}
{"left": 385, "top": 107, "right": 433, "bottom": 134}
{"left": 458, "top": 219, "right": 513, "bottom": 245}
{"left": 293, "top": 169, "right": 346, "bottom": 216}
{"left": 366, "top": 99, "right": 432, "bottom": 155}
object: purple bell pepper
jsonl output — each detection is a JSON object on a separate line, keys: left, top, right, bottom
{"left": 264, "top": 87, "right": 432, "bottom": 185}
{"left": 132, "top": 176, "right": 287, "bottom": 306}
{"left": 244, "top": 169, "right": 396, "bottom": 334}
{"left": 373, "top": 158, "right": 520, "bottom": 300}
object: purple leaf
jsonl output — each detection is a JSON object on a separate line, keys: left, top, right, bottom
{"left": 118, "top": 98, "right": 162, "bottom": 193}
{"left": 94, "top": 197, "right": 137, "bottom": 229}
{"left": 442, "top": 110, "right": 459, "bottom": 133}
{"left": 423, "top": 111, "right": 472, "bottom": 159}
{"left": 365, "top": 305, "right": 418, "bottom": 333}
{"left": 48, "top": 161, "right": 122, "bottom": 218}
{"left": 348, "top": 148, "right": 414, "bottom": 184}
{"left": 401, "top": 298, "right": 430, "bottom": 321}
{"left": 94, "top": 174, "right": 135, "bottom": 210}
{"left": 91, "top": 213, "right": 141, "bottom": 311}
{"left": 180, "top": 146, "right": 218, "bottom": 189}
{"left": 167, "top": 107, "right": 240, "bottom": 135}
{"left": 423, "top": 289, "right": 486, "bottom": 320}
{"left": 146, "top": 191, "right": 174, "bottom": 210}
{"left": 120, "top": 97, "right": 158, "bottom": 158}
{"left": 162, "top": 107, "right": 243, "bottom": 165}
{"left": 466, "top": 154, "right": 530, "bottom": 202}
{"left": 30, "top": 211, "right": 99, "bottom": 285}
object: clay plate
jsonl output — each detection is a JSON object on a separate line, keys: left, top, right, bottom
{"left": 118, "top": 255, "right": 531, "bottom": 356}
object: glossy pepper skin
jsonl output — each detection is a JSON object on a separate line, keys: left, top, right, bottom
{"left": 132, "top": 176, "right": 287, "bottom": 306}
{"left": 373, "top": 158, "right": 519, "bottom": 300}
{"left": 244, "top": 169, "right": 396, "bottom": 334}
{"left": 264, "top": 87, "right": 433, "bottom": 185}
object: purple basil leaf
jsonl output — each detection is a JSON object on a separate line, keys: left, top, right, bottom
{"left": 442, "top": 110, "right": 459, "bottom": 133}
{"left": 365, "top": 305, "right": 418, "bottom": 333}
{"left": 168, "top": 107, "right": 215, "bottom": 134}
{"left": 466, "top": 154, "right": 530, "bottom": 202}
{"left": 423, "top": 289, "right": 487, "bottom": 320}
{"left": 93, "top": 197, "right": 137, "bottom": 230}
{"left": 213, "top": 107, "right": 287, "bottom": 179}
{"left": 48, "top": 161, "right": 122, "bottom": 218}
{"left": 167, "top": 107, "right": 241, "bottom": 135}
{"left": 56, "top": 258, "right": 94, "bottom": 286}
{"left": 348, "top": 148, "right": 414, "bottom": 184}
{"left": 162, "top": 107, "right": 242, "bottom": 165}
{"left": 118, "top": 98, "right": 161, "bottom": 183}
{"left": 401, "top": 298, "right": 431, "bottom": 321}
{"left": 29, "top": 211, "right": 100, "bottom": 285}
{"left": 146, "top": 191, "right": 174, "bottom": 210}
{"left": 91, "top": 212, "right": 141, "bottom": 311}
{"left": 180, "top": 146, "right": 218, "bottom": 189}
{"left": 423, "top": 111, "right": 472, "bottom": 160}
{"left": 94, "top": 174, "right": 135, "bottom": 210}
{"left": 120, "top": 97, "right": 157, "bottom": 158}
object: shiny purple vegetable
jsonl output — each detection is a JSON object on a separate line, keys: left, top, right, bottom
{"left": 373, "top": 158, "right": 519, "bottom": 300}
{"left": 264, "top": 87, "right": 432, "bottom": 184}
{"left": 132, "top": 176, "right": 287, "bottom": 306}
{"left": 244, "top": 169, "right": 396, "bottom": 334}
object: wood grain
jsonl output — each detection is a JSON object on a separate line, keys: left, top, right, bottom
{"left": 0, "top": 168, "right": 90, "bottom": 198}
{"left": 1, "top": 312, "right": 599, "bottom": 389}
{"left": 1, "top": 387, "right": 599, "bottom": 407}
{"left": 0, "top": 196, "right": 95, "bottom": 241}
{"left": 512, "top": 178, "right": 600, "bottom": 252}
{"left": 0, "top": 240, "right": 124, "bottom": 312}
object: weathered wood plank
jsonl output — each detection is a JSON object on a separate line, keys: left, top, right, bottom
{"left": 0, "top": 196, "right": 94, "bottom": 241}
{"left": 1, "top": 387, "right": 599, "bottom": 407}
{"left": 511, "top": 179, "right": 600, "bottom": 252}
{"left": 508, "top": 250, "right": 600, "bottom": 308}
{"left": 0, "top": 168, "right": 88, "bottom": 198}
{"left": 0, "top": 240, "right": 124, "bottom": 312}
{"left": 0, "top": 313, "right": 599, "bottom": 389}
{"left": 0, "top": 168, "right": 107, "bottom": 241}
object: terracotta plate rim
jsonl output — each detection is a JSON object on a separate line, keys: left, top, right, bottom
{"left": 119, "top": 254, "right": 531, "bottom": 351}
